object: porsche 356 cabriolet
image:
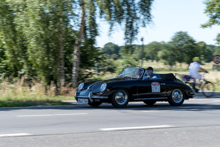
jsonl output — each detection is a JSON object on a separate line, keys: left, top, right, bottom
{"left": 75, "top": 67, "right": 195, "bottom": 108}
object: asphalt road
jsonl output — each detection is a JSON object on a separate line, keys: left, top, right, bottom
{"left": 0, "top": 92, "right": 220, "bottom": 147}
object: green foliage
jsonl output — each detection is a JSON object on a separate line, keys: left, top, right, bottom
{"left": 145, "top": 41, "right": 163, "bottom": 62}
{"left": 98, "top": 57, "right": 117, "bottom": 75}
{"left": 101, "top": 42, "right": 120, "bottom": 60}
{"left": 0, "top": 40, "right": 8, "bottom": 76}
{"left": 97, "top": 0, "right": 154, "bottom": 45}
{"left": 214, "top": 49, "right": 220, "bottom": 55}
{"left": 101, "top": 31, "right": 220, "bottom": 68}
{"left": 202, "top": 0, "right": 220, "bottom": 44}
{"left": 121, "top": 54, "right": 138, "bottom": 67}
{"left": 79, "top": 41, "right": 106, "bottom": 81}
{"left": 158, "top": 43, "right": 176, "bottom": 67}
{"left": 169, "top": 31, "right": 199, "bottom": 64}
{"left": 0, "top": 0, "right": 106, "bottom": 85}
{"left": 197, "top": 41, "right": 213, "bottom": 62}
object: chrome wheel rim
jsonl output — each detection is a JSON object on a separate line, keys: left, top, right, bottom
{"left": 115, "top": 91, "right": 128, "bottom": 105}
{"left": 172, "top": 89, "right": 183, "bottom": 103}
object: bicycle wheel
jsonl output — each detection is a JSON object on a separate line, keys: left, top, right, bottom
{"left": 202, "top": 81, "right": 215, "bottom": 98}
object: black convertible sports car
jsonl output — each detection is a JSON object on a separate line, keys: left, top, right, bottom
{"left": 75, "top": 67, "right": 195, "bottom": 108}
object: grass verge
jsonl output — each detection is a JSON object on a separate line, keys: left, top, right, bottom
{"left": 0, "top": 76, "right": 77, "bottom": 107}
{"left": 0, "top": 96, "right": 75, "bottom": 107}
{"left": 216, "top": 86, "right": 220, "bottom": 91}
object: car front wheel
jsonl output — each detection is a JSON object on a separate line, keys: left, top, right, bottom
{"left": 111, "top": 89, "right": 129, "bottom": 108}
{"left": 168, "top": 89, "right": 185, "bottom": 106}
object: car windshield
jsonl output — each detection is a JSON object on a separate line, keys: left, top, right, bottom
{"left": 117, "top": 67, "right": 144, "bottom": 79}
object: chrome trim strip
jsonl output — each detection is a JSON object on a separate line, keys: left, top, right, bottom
{"left": 76, "top": 95, "right": 108, "bottom": 99}
{"left": 134, "top": 97, "right": 168, "bottom": 101}
{"left": 190, "top": 92, "right": 196, "bottom": 95}
{"left": 92, "top": 95, "right": 108, "bottom": 99}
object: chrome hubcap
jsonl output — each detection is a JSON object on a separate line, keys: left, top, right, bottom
{"left": 115, "top": 91, "right": 128, "bottom": 105}
{"left": 172, "top": 89, "right": 183, "bottom": 103}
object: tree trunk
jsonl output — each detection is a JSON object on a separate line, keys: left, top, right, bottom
{"left": 58, "top": 17, "right": 65, "bottom": 88}
{"left": 72, "top": 0, "right": 85, "bottom": 88}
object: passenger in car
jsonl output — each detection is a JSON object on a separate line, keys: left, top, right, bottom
{"left": 147, "top": 67, "right": 157, "bottom": 79}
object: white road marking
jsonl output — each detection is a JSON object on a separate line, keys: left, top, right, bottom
{"left": 192, "top": 98, "right": 219, "bottom": 101}
{"left": 0, "top": 133, "right": 31, "bottom": 137}
{"left": 100, "top": 125, "right": 174, "bottom": 131}
{"left": 141, "top": 111, "right": 159, "bottom": 113}
{"left": 17, "top": 113, "right": 87, "bottom": 117}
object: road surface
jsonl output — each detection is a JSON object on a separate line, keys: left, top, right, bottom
{"left": 0, "top": 92, "right": 220, "bottom": 147}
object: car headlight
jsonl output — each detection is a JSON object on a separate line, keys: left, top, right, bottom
{"left": 100, "top": 83, "right": 107, "bottom": 92}
{"left": 78, "top": 83, "right": 84, "bottom": 91}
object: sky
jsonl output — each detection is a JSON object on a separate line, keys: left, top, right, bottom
{"left": 96, "top": 0, "right": 220, "bottom": 48}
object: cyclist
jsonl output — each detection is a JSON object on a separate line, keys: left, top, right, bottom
{"left": 188, "top": 57, "right": 208, "bottom": 92}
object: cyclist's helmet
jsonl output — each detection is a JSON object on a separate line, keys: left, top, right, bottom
{"left": 193, "top": 57, "right": 200, "bottom": 62}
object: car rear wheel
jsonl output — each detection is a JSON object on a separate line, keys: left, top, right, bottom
{"left": 111, "top": 89, "right": 129, "bottom": 108}
{"left": 168, "top": 89, "right": 185, "bottom": 106}
{"left": 88, "top": 101, "right": 102, "bottom": 107}
{"left": 143, "top": 100, "right": 157, "bottom": 106}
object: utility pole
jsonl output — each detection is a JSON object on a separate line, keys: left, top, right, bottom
{"left": 94, "top": 47, "right": 100, "bottom": 78}
{"left": 141, "top": 37, "right": 144, "bottom": 67}
{"left": 94, "top": 60, "right": 98, "bottom": 78}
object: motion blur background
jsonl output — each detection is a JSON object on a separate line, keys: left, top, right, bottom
{"left": 0, "top": 0, "right": 220, "bottom": 106}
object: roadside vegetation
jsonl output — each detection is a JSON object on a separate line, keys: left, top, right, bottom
{"left": 0, "top": 60, "right": 219, "bottom": 107}
{"left": 0, "top": 77, "right": 75, "bottom": 107}
{"left": 0, "top": 0, "right": 220, "bottom": 107}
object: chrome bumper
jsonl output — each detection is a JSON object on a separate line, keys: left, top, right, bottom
{"left": 75, "top": 91, "right": 108, "bottom": 103}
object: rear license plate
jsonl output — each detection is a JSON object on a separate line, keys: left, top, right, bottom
{"left": 78, "top": 98, "right": 88, "bottom": 104}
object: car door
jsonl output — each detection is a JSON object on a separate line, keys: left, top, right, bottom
{"left": 137, "top": 78, "right": 167, "bottom": 98}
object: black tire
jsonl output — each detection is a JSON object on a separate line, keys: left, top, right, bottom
{"left": 111, "top": 89, "right": 129, "bottom": 108}
{"left": 143, "top": 100, "right": 157, "bottom": 106}
{"left": 88, "top": 101, "right": 102, "bottom": 107}
{"left": 168, "top": 89, "right": 185, "bottom": 106}
{"left": 202, "top": 82, "right": 215, "bottom": 98}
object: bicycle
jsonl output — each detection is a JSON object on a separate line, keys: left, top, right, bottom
{"left": 183, "top": 74, "right": 215, "bottom": 98}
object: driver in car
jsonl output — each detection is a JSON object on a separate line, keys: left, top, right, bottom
{"left": 135, "top": 68, "right": 143, "bottom": 78}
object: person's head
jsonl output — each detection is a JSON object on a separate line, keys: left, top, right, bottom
{"left": 147, "top": 67, "right": 153, "bottom": 76}
{"left": 136, "top": 68, "right": 142, "bottom": 77}
{"left": 193, "top": 57, "right": 200, "bottom": 63}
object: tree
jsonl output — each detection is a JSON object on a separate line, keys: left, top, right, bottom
{"left": 101, "top": 42, "right": 120, "bottom": 58}
{"left": 158, "top": 43, "right": 176, "bottom": 68}
{"left": 131, "top": 45, "right": 143, "bottom": 61}
{"left": 0, "top": 39, "right": 8, "bottom": 77}
{"left": 214, "top": 48, "right": 220, "bottom": 55}
{"left": 202, "top": 0, "right": 220, "bottom": 44}
{"left": 1, "top": 0, "right": 75, "bottom": 88}
{"left": 0, "top": 0, "right": 31, "bottom": 77}
{"left": 72, "top": 0, "right": 154, "bottom": 88}
{"left": 170, "top": 31, "right": 199, "bottom": 65}
{"left": 197, "top": 41, "right": 213, "bottom": 62}
{"left": 145, "top": 41, "right": 162, "bottom": 62}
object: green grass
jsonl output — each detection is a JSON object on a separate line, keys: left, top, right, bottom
{"left": 216, "top": 86, "right": 220, "bottom": 91}
{"left": 0, "top": 96, "right": 75, "bottom": 107}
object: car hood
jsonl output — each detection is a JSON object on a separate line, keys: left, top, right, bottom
{"left": 87, "top": 77, "right": 132, "bottom": 91}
